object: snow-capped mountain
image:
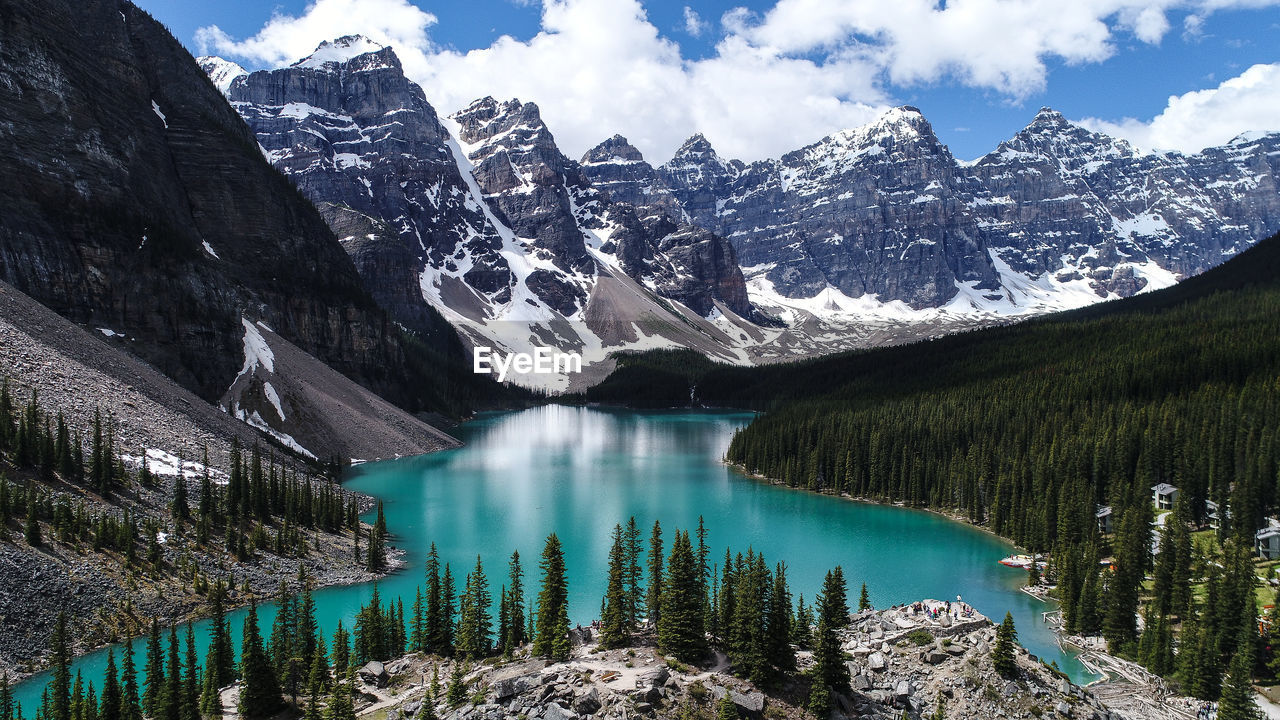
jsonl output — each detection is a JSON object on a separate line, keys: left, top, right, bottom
{"left": 655, "top": 106, "right": 1279, "bottom": 319}
{"left": 205, "top": 37, "right": 1280, "bottom": 388}
{"left": 208, "top": 39, "right": 766, "bottom": 389}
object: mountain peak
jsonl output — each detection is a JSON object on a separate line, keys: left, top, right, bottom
{"left": 582, "top": 135, "right": 645, "bottom": 165}
{"left": 1029, "top": 107, "right": 1069, "bottom": 128}
{"left": 672, "top": 133, "right": 719, "bottom": 161}
{"left": 197, "top": 56, "right": 247, "bottom": 97}
{"left": 292, "top": 35, "right": 390, "bottom": 70}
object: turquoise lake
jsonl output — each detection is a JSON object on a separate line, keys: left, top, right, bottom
{"left": 14, "top": 406, "right": 1090, "bottom": 709}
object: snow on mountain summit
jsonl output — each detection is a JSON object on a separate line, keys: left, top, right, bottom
{"left": 197, "top": 56, "right": 246, "bottom": 97}
{"left": 292, "top": 34, "right": 387, "bottom": 70}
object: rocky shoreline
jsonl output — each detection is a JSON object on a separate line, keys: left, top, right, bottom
{"left": 223, "top": 599, "right": 1122, "bottom": 720}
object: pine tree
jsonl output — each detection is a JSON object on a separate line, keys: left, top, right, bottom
{"left": 411, "top": 587, "right": 427, "bottom": 654}
{"left": 623, "top": 517, "right": 643, "bottom": 632}
{"left": 24, "top": 497, "right": 41, "bottom": 547}
{"left": 238, "top": 604, "right": 284, "bottom": 717}
{"left": 858, "top": 583, "right": 871, "bottom": 612}
{"left": 367, "top": 502, "right": 387, "bottom": 572}
{"left": 765, "top": 563, "right": 795, "bottom": 674}
{"left": 99, "top": 650, "right": 121, "bottom": 720}
{"left": 324, "top": 681, "right": 355, "bottom": 720}
{"left": 424, "top": 545, "right": 446, "bottom": 653}
{"left": 506, "top": 551, "right": 526, "bottom": 650}
{"left": 993, "top": 612, "right": 1018, "bottom": 678}
{"left": 445, "top": 665, "right": 465, "bottom": 707}
{"left": 49, "top": 612, "right": 71, "bottom": 720}
{"left": 455, "top": 556, "right": 492, "bottom": 659}
{"left": 331, "top": 622, "right": 351, "bottom": 676}
{"left": 203, "top": 583, "right": 236, "bottom": 707}
{"left": 171, "top": 472, "right": 189, "bottom": 525}
{"left": 181, "top": 626, "right": 200, "bottom": 720}
{"left": 534, "top": 534, "right": 571, "bottom": 660}
{"left": 1219, "top": 644, "right": 1261, "bottom": 720}
{"left": 792, "top": 594, "right": 813, "bottom": 648}
{"left": 657, "top": 531, "right": 704, "bottom": 662}
{"left": 601, "top": 524, "right": 629, "bottom": 648}
{"left": 811, "top": 570, "right": 849, "bottom": 693}
{"left": 121, "top": 640, "right": 142, "bottom": 720}
{"left": 647, "top": 521, "right": 663, "bottom": 627}
{"left": 0, "top": 673, "right": 14, "bottom": 720}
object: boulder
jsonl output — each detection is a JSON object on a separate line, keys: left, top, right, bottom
{"left": 573, "top": 688, "right": 602, "bottom": 715}
{"left": 867, "top": 652, "right": 887, "bottom": 671}
{"left": 359, "top": 661, "right": 389, "bottom": 688}
{"left": 544, "top": 703, "right": 578, "bottom": 720}
{"left": 709, "top": 686, "right": 764, "bottom": 715}
{"left": 638, "top": 667, "right": 669, "bottom": 688}
{"left": 1056, "top": 700, "right": 1072, "bottom": 716}
{"left": 493, "top": 671, "right": 543, "bottom": 700}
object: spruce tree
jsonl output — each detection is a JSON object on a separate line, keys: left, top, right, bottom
{"left": 601, "top": 524, "right": 629, "bottom": 648}
{"left": 455, "top": 556, "right": 491, "bottom": 659}
{"left": 331, "top": 622, "right": 350, "bottom": 676}
{"left": 238, "top": 604, "right": 284, "bottom": 718}
{"left": 99, "top": 650, "right": 121, "bottom": 720}
{"left": 0, "top": 673, "right": 14, "bottom": 720}
{"left": 324, "top": 681, "right": 355, "bottom": 720}
{"left": 534, "top": 534, "right": 570, "bottom": 661}
{"left": 367, "top": 502, "right": 387, "bottom": 572}
{"left": 506, "top": 550, "right": 526, "bottom": 649}
{"left": 623, "top": 517, "right": 643, "bottom": 632}
{"left": 1219, "top": 646, "right": 1261, "bottom": 720}
{"left": 858, "top": 583, "right": 871, "bottom": 612}
{"left": 765, "top": 563, "right": 795, "bottom": 674}
{"left": 647, "top": 521, "right": 663, "bottom": 626}
{"left": 181, "top": 626, "right": 200, "bottom": 720}
{"left": 121, "top": 640, "right": 142, "bottom": 720}
{"left": 657, "top": 531, "right": 704, "bottom": 662}
{"left": 49, "top": 612, "right": 71, "bottom": 720}
{"left": 993, "top": 612, "right": 1018, "bottom": 678}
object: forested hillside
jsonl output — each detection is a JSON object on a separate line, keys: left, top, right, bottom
{"left": 584, "top": 232, "right": 1280, "bottom": 701}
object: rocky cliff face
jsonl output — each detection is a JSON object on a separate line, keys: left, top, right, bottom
{"left": 657, "top": 106, "right": 1280, "bottom": 313}
{"left": 210, "top": 45, "right": 765, "bottom": 390}
{"left": 204, "top": 37, "right": 1278, "bottom": 385}
{"left": 0, "top": 0, "right": 424, "bottom": 411}
{"left": 580, "top": 135, "right": 753, "bottom": 318}
{"left": 217, "top": 36, "right": 515, "bottom": 342}
{"left": 969, "top": 108, "right": 1280, "bottom": 294}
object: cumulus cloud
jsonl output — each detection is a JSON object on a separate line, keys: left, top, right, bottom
{"left": 1080, "top": 63, "right": 1280, "bottom": 152}
{"left": 683, "top": 6, "right": 706, "bottom": 36}
{"left": 195, "top": 0, "right": 439, "bottom": 81}
{"left": 197, "top": 0, "right": 1280, "bottom": 162}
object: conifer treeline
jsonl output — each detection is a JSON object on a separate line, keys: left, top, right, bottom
{"left": 6, "top": 518, "right": 863, "bottom": 720}
{"left": 708, "top": 236, "right": 1280, "bottom": 700}
{"left": 0, "top": 379, "right": 374, "bottom": 571}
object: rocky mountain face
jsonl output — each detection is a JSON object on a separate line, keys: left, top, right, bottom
{"left": 207, "top": 43, "right": 763, "bottom": 390}
{"left": 0, "top": 0, "right": 474, "bottom": 454}
{"left": 217, "top": 36, "right": 512, "bottom": 343}
{"left": 656, "top": 107, "right": 1280, "bottom": 314}
{"left": 203, "top": 37, "right": 1278, "bottom": 387}
{"left": 968, "top": 109, "right": 1280, "bottom": 294}
{"left": 661, "top": 108, "right": 1001, "bottom": 309}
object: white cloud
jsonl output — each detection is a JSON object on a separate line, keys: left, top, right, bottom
{"left": 197, "top": 0, "right": 1280, "bottom": 163}
{"left": 683, "top": 6, "right": 706, "bottom": 37}
{"left": 195, "top": 0, "right": 439, "bottom": 80}
{"left": 1080, "top": 63, "right": 1280, "bottom": 152}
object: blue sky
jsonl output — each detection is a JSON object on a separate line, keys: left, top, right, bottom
{"left": 138, "top": 0, "right": 1280, "bottom": 163}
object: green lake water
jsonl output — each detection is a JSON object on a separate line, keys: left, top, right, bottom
{"left": 14, "top": 406, "right": 1090, "bottom": 709}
